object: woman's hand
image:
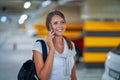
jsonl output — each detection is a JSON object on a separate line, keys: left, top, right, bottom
{"left": 46, "top": 30, "right": 55, "bottom": 52}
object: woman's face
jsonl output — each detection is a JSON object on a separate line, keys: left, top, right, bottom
{"left": 50, "top": 15, "right": 66, "bottom": 36}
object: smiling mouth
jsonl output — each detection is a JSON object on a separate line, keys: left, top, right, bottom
{"left": 57, "top": 29, "right": 62, "bottom": 32}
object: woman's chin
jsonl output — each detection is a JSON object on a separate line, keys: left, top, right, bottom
{"left": 55, "top": 33, "right": 63, "bottom": 36}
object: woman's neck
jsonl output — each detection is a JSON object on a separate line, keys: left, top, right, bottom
{"left": 53, "top": 36, "right": 64, "bottom": 53}
{"left": 53, "top": 36, "right": 63, "bottom": 43}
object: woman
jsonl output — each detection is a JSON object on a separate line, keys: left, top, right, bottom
{"left": 33, "top": 10, "right": 77, "bottom": 80}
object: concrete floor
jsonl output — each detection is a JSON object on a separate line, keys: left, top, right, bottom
{"left": 0, "top": 31, "right": 104, "bottom": 80}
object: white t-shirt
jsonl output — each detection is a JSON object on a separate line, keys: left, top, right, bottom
{"left": 33, "top": 38, "right": 76, "bottom": 80}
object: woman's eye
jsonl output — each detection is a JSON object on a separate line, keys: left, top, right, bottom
{"left": 61, "top": 21, "right": 65, "bottom": 24}
{"left": 54, "top": 21, "right": 58, "bottom": 25}
{"left": 53, "top": 21, "right": 65, "bottom": 25}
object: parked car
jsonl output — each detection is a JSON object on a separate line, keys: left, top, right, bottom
{"left": 102, "top": 44, "right": 120, "bottom": 80}
{"left": 72, "top": 37, "right": 83, "bottom": 63}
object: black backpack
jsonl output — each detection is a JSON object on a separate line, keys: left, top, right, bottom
{"left": 17, "top": 40, "right": 47, "bottom": 80}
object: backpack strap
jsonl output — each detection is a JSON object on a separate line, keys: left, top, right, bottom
{"left": 36, "top": 40, "right": 47, "bottom": 62}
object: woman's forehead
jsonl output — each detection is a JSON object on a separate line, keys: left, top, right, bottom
{"left": 51, "top": 15, "right": 64, "bottom": 21}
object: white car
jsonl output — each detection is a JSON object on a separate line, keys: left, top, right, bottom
{"left": 102, "top": 44, "right": 120, "bottom": 80}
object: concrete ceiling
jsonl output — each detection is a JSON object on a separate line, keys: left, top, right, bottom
{"left": 0, "top": 0, "right": 42, "bottom": 15}
{"left": 0, "top": 0, "right": 84, "bottom": 15}
{"left": 0, "top": 0, "right": 119, "bottom": 25}
{"left": 0, "top": 0, "right": 85, "bottom": 24}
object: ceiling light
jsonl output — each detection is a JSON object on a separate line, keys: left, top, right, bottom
{"left": 0, "top": 16, "right": 7, "bottom": 22}
{"left": 20, "top": 14, "right": 28, "bottom": 20}
{"left": 18, "top": 19, "right": 24, "bottom": 24}
{"left": 18, "top": 14, "right": 28, "bottom": 24}
{"left": 42, "top": 1, "right": 51, "bottom": 7}
{"left": 24, "top": 1, "right": 31, "bottom": 9}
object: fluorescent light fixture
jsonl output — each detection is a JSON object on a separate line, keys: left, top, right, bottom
{"left": 20, "top": 14, "right": 28, "bottom": 20}
{"left": 24, "top": 1, "right": 31, "bottom": 9}
{"left": 42, "top": 1, "right": 51, "bottom": 7}
{"left": 0, "top": 16, "right": 7, "bottom": 22}
{"left": 18, "top": 14, "right": 28, "bottom": 24}
{"left": 18, "top": 19, "right": 24, "bottom": 24}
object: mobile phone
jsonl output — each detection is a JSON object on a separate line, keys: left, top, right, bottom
{"left": 49, "top": 23, "right": 52, "bottom": 31}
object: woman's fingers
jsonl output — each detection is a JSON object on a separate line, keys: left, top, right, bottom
{"left": 48, "top": 31, "right": 55, "bottom": 39}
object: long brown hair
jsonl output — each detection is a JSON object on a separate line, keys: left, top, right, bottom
{"left": 46, "top": 10, "right": 73, "bottom": 50}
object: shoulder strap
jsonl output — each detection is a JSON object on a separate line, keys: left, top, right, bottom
{"left": 36, "top": 40, "right": 47, "bottom": 62}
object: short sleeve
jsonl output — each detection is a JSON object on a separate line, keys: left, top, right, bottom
{"left": 71, "top": 42, "right": 77, "bottom": 56}
{"left": 33, "top": 41, "right": 43, "bottom": 54}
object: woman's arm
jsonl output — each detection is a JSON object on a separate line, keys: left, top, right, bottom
{"left": 33, "top": 31, "right": 55, "bottom": 80}
{"left": 33, "top": 49, "right": 54, "bottom": 80}
{"left": 71, "top": 56, "right": 77, "bottom": 80}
